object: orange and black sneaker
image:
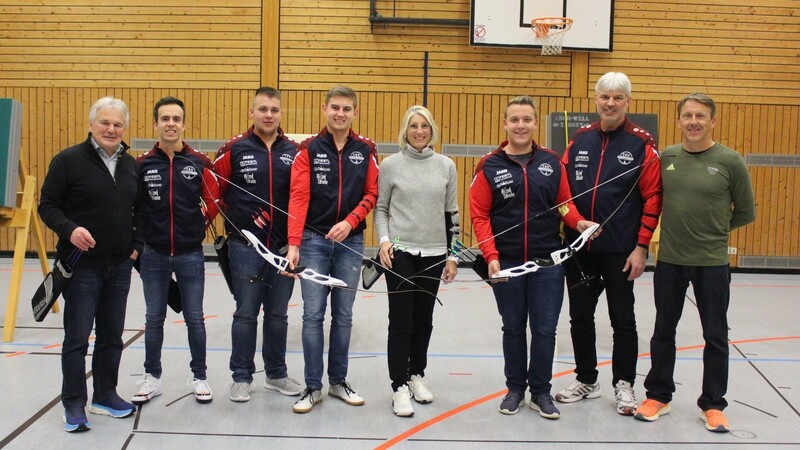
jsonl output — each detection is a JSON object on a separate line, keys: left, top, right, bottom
{"left": 634, "top": 399, "right": 670, "bottom": 422}
{"left": 701, "top": 409, "right": 730, "bottom": 432}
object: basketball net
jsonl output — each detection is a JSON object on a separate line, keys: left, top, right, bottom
{"left": 532, "top": 17, "right": 573, "bottom": 56}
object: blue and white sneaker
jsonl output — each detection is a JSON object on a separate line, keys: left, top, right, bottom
{"left": 89, "top": 393, "right": 136, "bottom": 418}
{"left": 63, "top": 406, "right": 91, "bottom": 432}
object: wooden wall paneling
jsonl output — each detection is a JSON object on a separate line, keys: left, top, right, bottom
{"left": 214, "top": 90, "right": 224, "bottom": 139}
{"left": 377, "top": 92, "right": 389, "bottom": 142}
{"left": 198, "top": 90, "right": 209, "bottom": 140}
{"left": 262, "top": 0, "right": 279, "bottom": 87}
{"left": 776, "top": 166, "right": 789, "bottom": 256}
{"left": 790, "top": 169, "right": 800, "bottom": 258}
{"left": 491, "top": 95, "right": 503, "bottom": 145}
{"left": 435, "top": 93, "right": 447, "bottom": 145}
{"left": 757, "top": 164, "right": 771, "bottom": 256}
{"left": 770, "top": 166, "right": 784, "bottom": 256}
{"left": 232, "top": 89, "right": 242, "bottom": 136}
{"left": 746, "top": 163, "right": 761, "bottom": 257}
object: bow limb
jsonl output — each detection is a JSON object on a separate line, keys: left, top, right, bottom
{"left": 213, "top": 168, "right": 444, "bottom": 302}
{"left": 550, "top": 223, "right": 600, "bottom": 265}
{"left": 492, "top": 223, "right": 600, "bottom": 279}
{"left": 241, "top": 230, "right": 347, "bottom": 287}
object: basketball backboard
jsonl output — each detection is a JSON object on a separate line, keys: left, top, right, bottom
{"left": 470, "top": 0, "right": 614, "bottom": 52}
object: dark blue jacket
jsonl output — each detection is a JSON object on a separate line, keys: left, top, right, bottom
{"left": 287, "top": 128, "right": 379, "bottom": 245}
{"left": 470, "top": 142, "right": 583, "bottom": 264}
{"left": 137, "top": 143, "right": 219, "bottom": 256}
{"left": 562, "top": 118, "right": 662, "bottom": 253}
{"left": 214, "top": 126, "right": 297, "bottom": 250}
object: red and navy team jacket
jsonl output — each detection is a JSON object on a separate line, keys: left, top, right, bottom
{"left": 562, "top": 118, "right": 662, "bottom": 253}
{"left": 214, "top": 126, "right": 297, "bottom": 250}
{"left": 137, "top": 142, "right": 219, "bottom": 256}
{"left": 287, "top": 128, "right": 379, "bottom": 246}
{"left": 470, "top": 141, "right": 584, "bottom": 265}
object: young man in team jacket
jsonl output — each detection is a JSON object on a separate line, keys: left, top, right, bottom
{"left": 285, "top": 86, "right": 379, "bottom": 413}
{"left": 132, "top": 96, "right": 219, "bottom": 405}
{"left": 214, "top": 87, "right": 304, "bottom": 402}
{"left": 470, "top": 96, "right": 596, "bottom": 419}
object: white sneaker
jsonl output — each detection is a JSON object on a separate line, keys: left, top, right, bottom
{"left": 408, "top": 374, "right": 433, "bottom": 404}
{"left": 264, "top": 376, "right": 303, "bottom": 396}
{"left": 614, "top": 380, "right": 637, "bottom": 416}
{"left": 555, "top": 379, "right": 600, "bottom": 403}
{"left": 191, "top": 378, "right": 213, "bottom": 403}
{"left": 293, "top": 388, "right": 322, "bottom": 414}
{"left": 328, "top": 381, "right": 365, "bottom": 406}
{"left": 392, "top": 386, "right": 414, "bottom": 417}
{"left": 131, "top": 374, "right": 162, "bottom": 405}
{"left": 229, "top": 382, "right": 251, "bottom": 402}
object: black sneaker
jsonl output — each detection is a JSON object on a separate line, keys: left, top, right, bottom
{"left": 499, "top": 390, "right": 526, "bottom": 415}
{"left": 530, "top": 394, "right": 561, "bottom": 419}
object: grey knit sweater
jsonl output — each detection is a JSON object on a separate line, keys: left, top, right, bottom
{"left": 373, "top": 146, "right": 458, "bottom": 256}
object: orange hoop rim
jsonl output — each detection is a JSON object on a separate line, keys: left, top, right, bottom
{"left": 531, "top": 17, "right": 573, "bottom": 38}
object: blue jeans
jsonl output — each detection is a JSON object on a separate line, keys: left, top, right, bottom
{"left": 140, "top": 246, "right": 207, "bottom": 380}
{"left": 645, "top": 261, "right": 731, "bottom": 410}
{"left": 61, "top": 258, "right": 133, "bottom": 408}
{"left": 298, "top": 231, "right": 363, "bottom": 390}
{"left": 490, "top": 262, "right": 564, "bottom": 396}
{"left": 228, "top": 238, "right": 296, "bottom": 383}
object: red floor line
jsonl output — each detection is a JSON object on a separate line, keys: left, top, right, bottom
{"left": 375, "top": 334, "right": 800, "bottom": 449}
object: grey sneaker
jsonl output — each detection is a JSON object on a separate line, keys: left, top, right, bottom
{"left": 408, "top": 374, "right": 433, "bottom": 404}
{"left": 131, "top": 374, "right": 162, "bottom": 405}
{"left": 229, "top": 382, "right": 251, "bottom": 402}
{"left": 555, "top": 379, "right": 601, "bottom": 403}
{"left": 530, "top": 394, "right": 561, "bottom": 419}
{"left": 614, "top": 380, "right": 638, "bottom": 416}
{"left": 264, "top": 376, "right": 303, "bottom": 396}
{"left": 498, "top": 390, "right": 526, "bottom": 415}
{"left": 293, "top": 388, "right": 322, "bottom": 414}
{"left": 328, "top": 381, "right": 365, "bottom": 406}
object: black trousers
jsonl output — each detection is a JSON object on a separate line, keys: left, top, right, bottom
{"left": 385, "top": 252, "right": 444, "bottom": 391}
{"left": 645, "top": 261, "right": 731, "bottom": 411}
{"left": 564, "top": 250, "right": 638, "bottom": 387}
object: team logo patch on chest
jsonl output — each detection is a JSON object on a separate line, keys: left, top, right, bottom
{"left": 707, "top": 166, "right": 719, "bottom": 175}
{"left": 240, "top": 154, "right": 257, "bottom": 168}
{"left": 280, "top": 153, "right": 295, "bottom": 165}
{"left": 493, "top": 170, "right": 513, "bottom": 187}
{"left": 538, "top": 163, "right": 553, "bottom": 176}
{"left": 617, "top": 151, "right": 634, "bottom": 165}
{"left": 181, "top": 165, "right": 198, "bottom": 180}
{"left": 144, "top": 168, "right": 161, "bottom": 182}
{"left": 501, "top": 186, "right": 515, "bottom": 199}
{"left": 349, "top": 151, "right": 364, "bottom": 165}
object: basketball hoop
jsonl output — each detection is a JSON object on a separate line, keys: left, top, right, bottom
{"left": 532, "top": 17, "right": 573, "bottom": 55}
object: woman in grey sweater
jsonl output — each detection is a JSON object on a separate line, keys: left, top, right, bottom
{"left": 374, "top": 105, "right": 459, "bottom": 417}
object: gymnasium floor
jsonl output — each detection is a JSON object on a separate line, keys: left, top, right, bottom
{"left": 1, "top": 257, "right": 798, "bottom": 449}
